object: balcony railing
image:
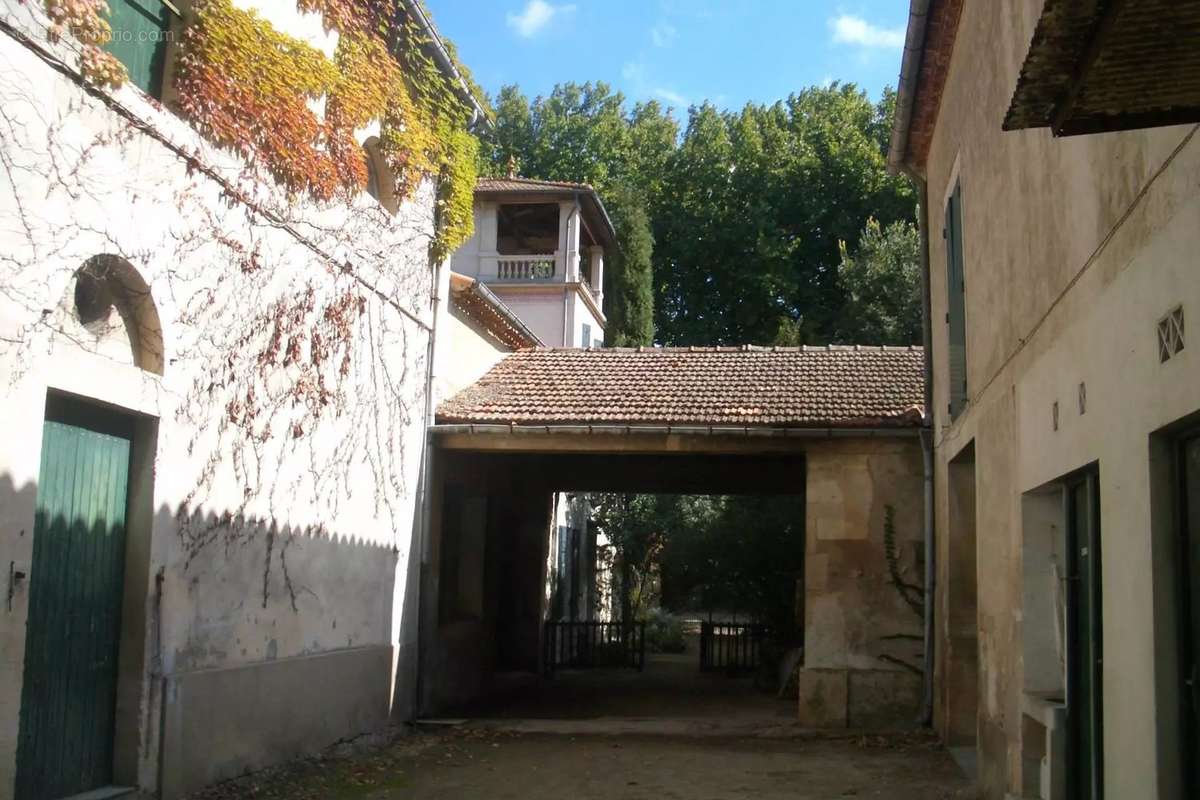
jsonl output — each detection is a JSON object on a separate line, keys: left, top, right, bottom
{"left": 495, "top": 254, "right": 557, "bottom": 281}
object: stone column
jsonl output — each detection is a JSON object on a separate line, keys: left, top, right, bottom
{"left": 560, "top": 202, "right": 581, "bottom": 281}
{"left": 588, "top": 245, "right": 604, "bottom": 303}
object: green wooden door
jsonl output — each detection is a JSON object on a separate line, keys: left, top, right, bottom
{"left": 1181, "top": 434, "right": 1200, "bottom": 795}
{"left": 1066, "top": 470, "right": 1103, "bottom": 800}
{"left": 15, "top": 403, "right": 132, "bottom": 799}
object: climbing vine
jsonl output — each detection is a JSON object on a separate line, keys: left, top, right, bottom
{"left": 42, "top": 0, "right": 127, "bottom": 86}
{"left": 43, "top": 0, "right": 479, "bottom": 254}
{"left": 174, "top": 0, "right": 478, "bottom": 255}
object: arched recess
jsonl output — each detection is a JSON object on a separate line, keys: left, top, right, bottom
{"left": 72, "top": 254, "right": 165, "bottom": 375}
{"left": 363, "top": 136, "right": 399, "bottom": 215}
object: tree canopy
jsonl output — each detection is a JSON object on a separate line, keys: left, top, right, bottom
{"left": 478, "top": 81, "right": 918, "bottom": 347}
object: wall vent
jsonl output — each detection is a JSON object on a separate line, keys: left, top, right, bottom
{"left": 1158, "top": 306, "right": 1185, "bottom": 362}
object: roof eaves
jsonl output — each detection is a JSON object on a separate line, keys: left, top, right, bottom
{"left": 888, "top": 0, "right": 933, "bottom": 175}
{"left": 400, "top": 0, "right": 490, "bottom": 130}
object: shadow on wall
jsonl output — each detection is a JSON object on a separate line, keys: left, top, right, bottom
{"left": 0, "top": 471, "right": 407, "bottom": 799}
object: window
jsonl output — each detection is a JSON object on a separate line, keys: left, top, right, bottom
{"left": 361, "top": 137, "right": 398, "bottom": 214}
{"left": 945, "top": 181, "right": 968, "bottom": 419}
{"left": 581, "top": 323, "right": 591, "bottom": 349}
{"left": 1159, "top": 305, "right": 1185, "bottom": 362}
{"left": 103, "top": 0, "right": 173, "bottom": 97}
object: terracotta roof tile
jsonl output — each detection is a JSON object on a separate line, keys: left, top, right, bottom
{"left": 476, "top": 177, "right": 595, "bottom": 193}
{"left": 436, "top": 346, "right": 926, "bottom": 428}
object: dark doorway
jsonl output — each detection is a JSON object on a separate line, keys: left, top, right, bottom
{"left": 1178, "top": 432, "right": 1200, "bottom": 795}
{"left": 946, "top": 442, "right": 978, "bottom": 746}
{"left": 15, "top": 395, "right": 134, "bottom": 799}
{"left": 1066, "top": 468, "right": 1103, "bottom": 800}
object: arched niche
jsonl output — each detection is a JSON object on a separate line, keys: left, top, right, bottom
{"left": 72, "top": 254, "right": 165, "bottom": 376}
{"left": 363, "top": 136, "right": 399, "bottom": 215}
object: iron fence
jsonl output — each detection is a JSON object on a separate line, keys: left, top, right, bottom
{"left": 544, "top": 620, "right": 646, "bottom": 675}
{"left": 699, "top": 622, "right": 769, "bottom": 673}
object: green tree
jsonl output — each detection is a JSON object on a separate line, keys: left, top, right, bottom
{"left": 592, "top": 493, "right": 675, "bottom": 621}
{"left": 652, "top": 85, "right": 915, "bottom": 345}
{"left": 480, "top": 85, "right": 533, "bottom": 175}
{"left": 834, "top": 218, "right": 922, "bottom": 345}
{"left": 479, "top": 81, "right": 918, "bottom": 348}
{"left": 603, "top": 183, "right": 655, "bottom": 346}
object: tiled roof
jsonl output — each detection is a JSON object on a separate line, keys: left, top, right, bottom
{"left": 476, "top": 177, "right": 595, "bottom": 193}
{"left": 448, "top": 273, "right": 542, "bottom": 350}
{"left": 437, "top": 346, "right": 926, "bottom": 428}
{"left": 1003, "top": 0, "right": 1200, "bottom": 136}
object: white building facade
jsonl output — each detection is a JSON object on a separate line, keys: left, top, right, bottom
{"left": 0, "top": 0, "right": 485, "bottom": 796}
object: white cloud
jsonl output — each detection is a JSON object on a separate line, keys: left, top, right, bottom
{"left": 651, "top": 21, "right": 677, "bottom": 47}
{"left": 506, "top": 0, "right": 576, "bottom": 38}
{"left": 622, "top": 61, "right": 645, "bottom": 82}
{"left": 828, "top": 14, "right": 904, "bottom": 50}
{"left": 654, "top": 87, "right": 688, "bottom": 107}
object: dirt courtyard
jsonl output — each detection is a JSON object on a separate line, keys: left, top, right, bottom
{"left": 189, "top": 727, "right": 973, "bottom": 800}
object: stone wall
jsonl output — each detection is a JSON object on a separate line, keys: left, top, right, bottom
{"left": 797, "top": 438, "right": 925, "bottom": 728}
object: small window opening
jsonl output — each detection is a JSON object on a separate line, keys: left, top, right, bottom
{"left": 1159, "top": 306, "right": 1185, "bottom": 362}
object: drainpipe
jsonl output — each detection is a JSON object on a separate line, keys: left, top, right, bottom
{"left": 413, "top": 255, "right": 448, "bottom": 719}
{"left": 912, "top": 176, "right": 937, "bottom": 727}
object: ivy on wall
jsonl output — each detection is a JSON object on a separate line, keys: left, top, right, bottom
{"left": 47, "top": 0, "right": 479, "bottom": 258}
{"left": 44, "top": 0, "right": 128, "bottom": 86}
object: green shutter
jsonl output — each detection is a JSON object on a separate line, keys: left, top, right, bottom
{"left": 15, "top": 410, "right": 132, "bottom": 799}
{"left": 103, "top": 0, "right": 171, "bottom": 97}
{"left": 946, "top": 181, "right": 968, "bottom": 419}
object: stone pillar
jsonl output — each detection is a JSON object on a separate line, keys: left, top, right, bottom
{"left": 479, "top": 202, "right": 498, "bottom": 253}
{"left": 588, "top": 245, "right": 604, "bottom": 302}
{"left": 560, "top": 202, "right": 581, "bottom": 281}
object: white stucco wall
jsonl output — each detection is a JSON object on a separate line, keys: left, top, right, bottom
{"left": 571, "top": 290, "right": 605, "bottom": 347}
{"left": 434, "top": 300, "right": 515, "bottom": 404}
{"left": 0, "top": 1, "right": 437, "bottom": 794}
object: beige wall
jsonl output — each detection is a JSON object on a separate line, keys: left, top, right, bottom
{"left": 920, "top": 2, "right": 1200, "bottom": 796}
{"left": 0, "top": 4, "right": 435, "bottom": 794}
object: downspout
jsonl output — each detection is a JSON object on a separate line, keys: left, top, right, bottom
{"left": 913, "top": 175, "right": 936, "bottom": 727}
{"left": 891, "top": 0, "right": 935, "bottom": 729}
{"left": 413, "top": 255, "right": 448, "bottom": 719}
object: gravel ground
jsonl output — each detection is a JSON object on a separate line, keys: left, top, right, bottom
{"left": 186, "top": 727, "right": 974, "bottom": 800}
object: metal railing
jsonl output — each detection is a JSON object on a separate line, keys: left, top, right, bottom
{"left": 544, "top": 620, "right": 646, "bottom": 675}
{"left": 699, "top": 622, "right": 769, "bottom": 673}
{"left": 496, "top": 255, "right": 557, "bottom": 280}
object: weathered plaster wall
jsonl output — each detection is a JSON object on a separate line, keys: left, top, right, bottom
{"left": 436, "top": 300, "right": 514, "bottom": 404}
{"left": 0, "top": 3, "right": 435, "bottom": 794}
{"left": 797, "top": 438, "right": 925, "bottom": 728}
{"left": 488, "top": 287, "right": 568, "bottom": 347}
{"left": 922, "top": 1, "right": 1200, "bottom": 796}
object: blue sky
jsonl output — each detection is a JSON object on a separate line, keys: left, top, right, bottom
{"left": 427, "top": 1, "right": 909, "bottom": 113}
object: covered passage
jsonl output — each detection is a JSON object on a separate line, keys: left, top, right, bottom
{"left": 419, "top": 346, "right": 930, "bottom": 729}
